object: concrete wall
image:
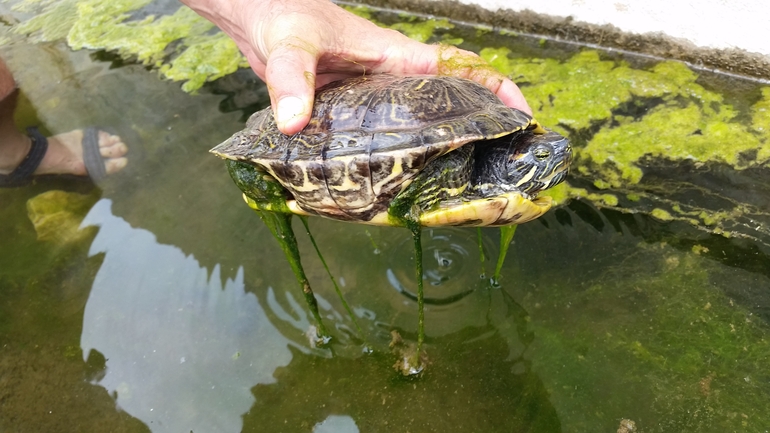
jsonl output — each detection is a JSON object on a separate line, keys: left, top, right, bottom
{"left": 359, "top": 0, "right": 769, "bottom": 79}
{"left": 452, "top": 0, "right": 767, "bottom": 56}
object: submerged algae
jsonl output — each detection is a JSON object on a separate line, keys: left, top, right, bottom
{"left": 227, "top": 160, "right": 331, "bottom": 343}
{"left": 544, "top": 182, "right": 619, "bottom": 207}
{"left": 390, "top": 14, "right": 454, "bottom": 44}
{"left": 586, "top": 100, "right": 767, "bottom": 186}
{"left": 11, "top": 0, "right": 770, "bottom": 188}
{"left": 480, "top": 46, "right": 770, "bottom": 244}
{"left": 752, "top": 87, "right": 770, "bottom": 134}
{"left": 26, "top": 190, "right": 98, "bottom": 245}
{"left": 518, "top": 240, "right": 770, "bottom": 432}
{"left": 9, "top": 0, "right": 471, "bottom": 94}
{"left": 11, "top": 0, "right": 247, "bottom": 92}
{"left": 344, "top": 4, "right": 461, "bottom": 45}
{"left": 9, "top": 0, "right": 461, "bottom": 93}
{"left": 480, "top": 48, "right": 770, "bottom": 184}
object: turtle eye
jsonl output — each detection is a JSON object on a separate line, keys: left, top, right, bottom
{"left": 533, "top": 146, "right": 551, "bottom": 161}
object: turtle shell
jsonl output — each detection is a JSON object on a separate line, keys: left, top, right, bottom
{"left": 211, "top": 74, "right": 541, "bottom": 222}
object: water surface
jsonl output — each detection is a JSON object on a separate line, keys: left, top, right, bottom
{"left": 1, "top": 5, "right": 770, "bottom": 433}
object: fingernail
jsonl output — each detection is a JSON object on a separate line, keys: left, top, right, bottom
{"left": 276, "top": 96, "right": 305, "bottom": 125}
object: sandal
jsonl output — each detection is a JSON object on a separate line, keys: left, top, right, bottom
{"left": 0, "top": 126, "right": 108, "bottom": 187}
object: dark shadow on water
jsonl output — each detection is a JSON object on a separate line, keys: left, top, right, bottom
{"left": 554, "top": 195, "right": 770, "bottom": 322}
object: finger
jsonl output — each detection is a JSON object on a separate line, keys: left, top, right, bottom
{"left": 264, "top": 37, "right": 319, "bottom": 135}
{"left": 485, "top": 77, "right": 532, "bottom": 115}
{"left": 424, "top": 45, "right": 532, "bottom": 115}
{"left": 315, "top": 71, "right": 368, "bottom": 88}
{"left": 243, "top": 50, "right": 267, "bottom": 80}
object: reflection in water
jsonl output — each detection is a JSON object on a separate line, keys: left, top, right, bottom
{"left": 388, "top": 228, "right": 491, "bottom": 289}
{"left": 380, "top": 228, "right": 494, "bottom": 338}
{"left": 73, "top": 199, "right": 557, "bottom": 432}
{"left": 313, "top": 415, "right": 360, "bottom": 433}
{"left": 79, "top": 199, "right": 294, "bottom": 433}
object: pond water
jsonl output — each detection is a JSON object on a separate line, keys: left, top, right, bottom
{"left": 1, "top": 3, "right": 770, "bottom": 433}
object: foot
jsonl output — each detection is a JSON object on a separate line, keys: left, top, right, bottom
{"left": 0, "top": 129, "right": 128, "bottom": 177}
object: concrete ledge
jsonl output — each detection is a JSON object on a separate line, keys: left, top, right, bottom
{"left": 350, "top": 0, "right": 770, "bottom": 81}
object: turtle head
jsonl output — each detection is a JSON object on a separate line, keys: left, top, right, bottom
{"left": 473, "top": 129, "right": 572, "bottom": 197}
{"left": 507, "top": 129, "right": 572, "bottom": 194}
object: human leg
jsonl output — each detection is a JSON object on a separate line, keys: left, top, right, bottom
{"left": 0, "top": 57, "right": 129, "bottom": 184}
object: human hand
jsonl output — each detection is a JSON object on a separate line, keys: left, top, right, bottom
{"left": 182, "top": 0, "right": 531, "bottom": 135}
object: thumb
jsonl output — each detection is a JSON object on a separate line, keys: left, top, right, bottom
{"left": 264, "top": 39, "right": 318, "bottom": 135}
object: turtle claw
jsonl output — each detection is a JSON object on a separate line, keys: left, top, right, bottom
{"left": 306, "top": 325, "right": 332, "bottom": 348}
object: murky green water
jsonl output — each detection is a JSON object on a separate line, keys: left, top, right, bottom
{"left": 2, "top": 2, "right": 770, "bottom": 433}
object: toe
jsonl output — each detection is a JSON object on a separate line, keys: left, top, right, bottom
{"left": 104, "top": 156, "right": 128, "bottom": 174}
{"left": 98, "top": 131, "right": 128, "bottom": 154}
{"left": 97, "top": 130, "right": 120, "bottom": 145}
{"left": 100, "top": 140, "right": 128, "bottom": 158}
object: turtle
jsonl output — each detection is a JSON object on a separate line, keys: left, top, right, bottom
{"left": 211, "top": 74, "right": 572, "bottom": 227}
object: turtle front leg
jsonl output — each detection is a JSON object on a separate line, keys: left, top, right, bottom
{"left": 384, "top": 148, "right": 477, "bottom": 374}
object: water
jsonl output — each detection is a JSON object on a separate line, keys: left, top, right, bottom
{"left": 2, "top": 4, "right": 770, "bottom": 433}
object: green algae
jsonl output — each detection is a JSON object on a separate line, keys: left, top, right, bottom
{"left": 161, "top": 32, "right": 249, "bottom": 92}
{"left": 537, "top": 181, "right": 570, "bottom": 206}
{"left": 586, "top": 102, "right": 765, "bottom": 186}
{"left": 479, "top": 46, "right": 770, "bottom": 244}
{"left": 480, "top": 47, "right": 770, "bottom": 186}
{"left": 389, "top": 15, "right": 454, "bottom": 44}
{"left": 555, "top": 180, "right": 756, "bottom": 240}
{"left": 344, "top": 4, "right": 459, "bottom": 45}
{"left": 435, "top": 43, "right": 504, "bottom": 85}
{"left": 11, "top": 0, "right": 246, "bottom": 92}
{"left": 11, "top": 0, "right": 770, "bottom": 196}
{"left": 12, "top": 0, "right": 80, "bottom": 42}
{"left": 544, "top": 182, "right": 619, "bottom": 208}
{"left": 650, "top": 208, "right": 674, "bottom": 221}
{"left": 481, "top": 48, "right": 721, "bottom": 132}
{"left": 10, "top": 0, "right": 461, "bottom": 93}
{"left": 752, "top": 87, "right": 770, "bottom": 134}
{"left": 493, "top": 225, "right": 517, "bottom": 283}
{"left": 691, "top": 244, "right": 709, "bottom": 254}
{"left": 298, "top": 216, "right": 370, "bottom": 350}
{"left": 410, "top": 224, "right": 426, "bottom": 373}
{"left": 26, "top": 190, "right": 98, "bottom": 245}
